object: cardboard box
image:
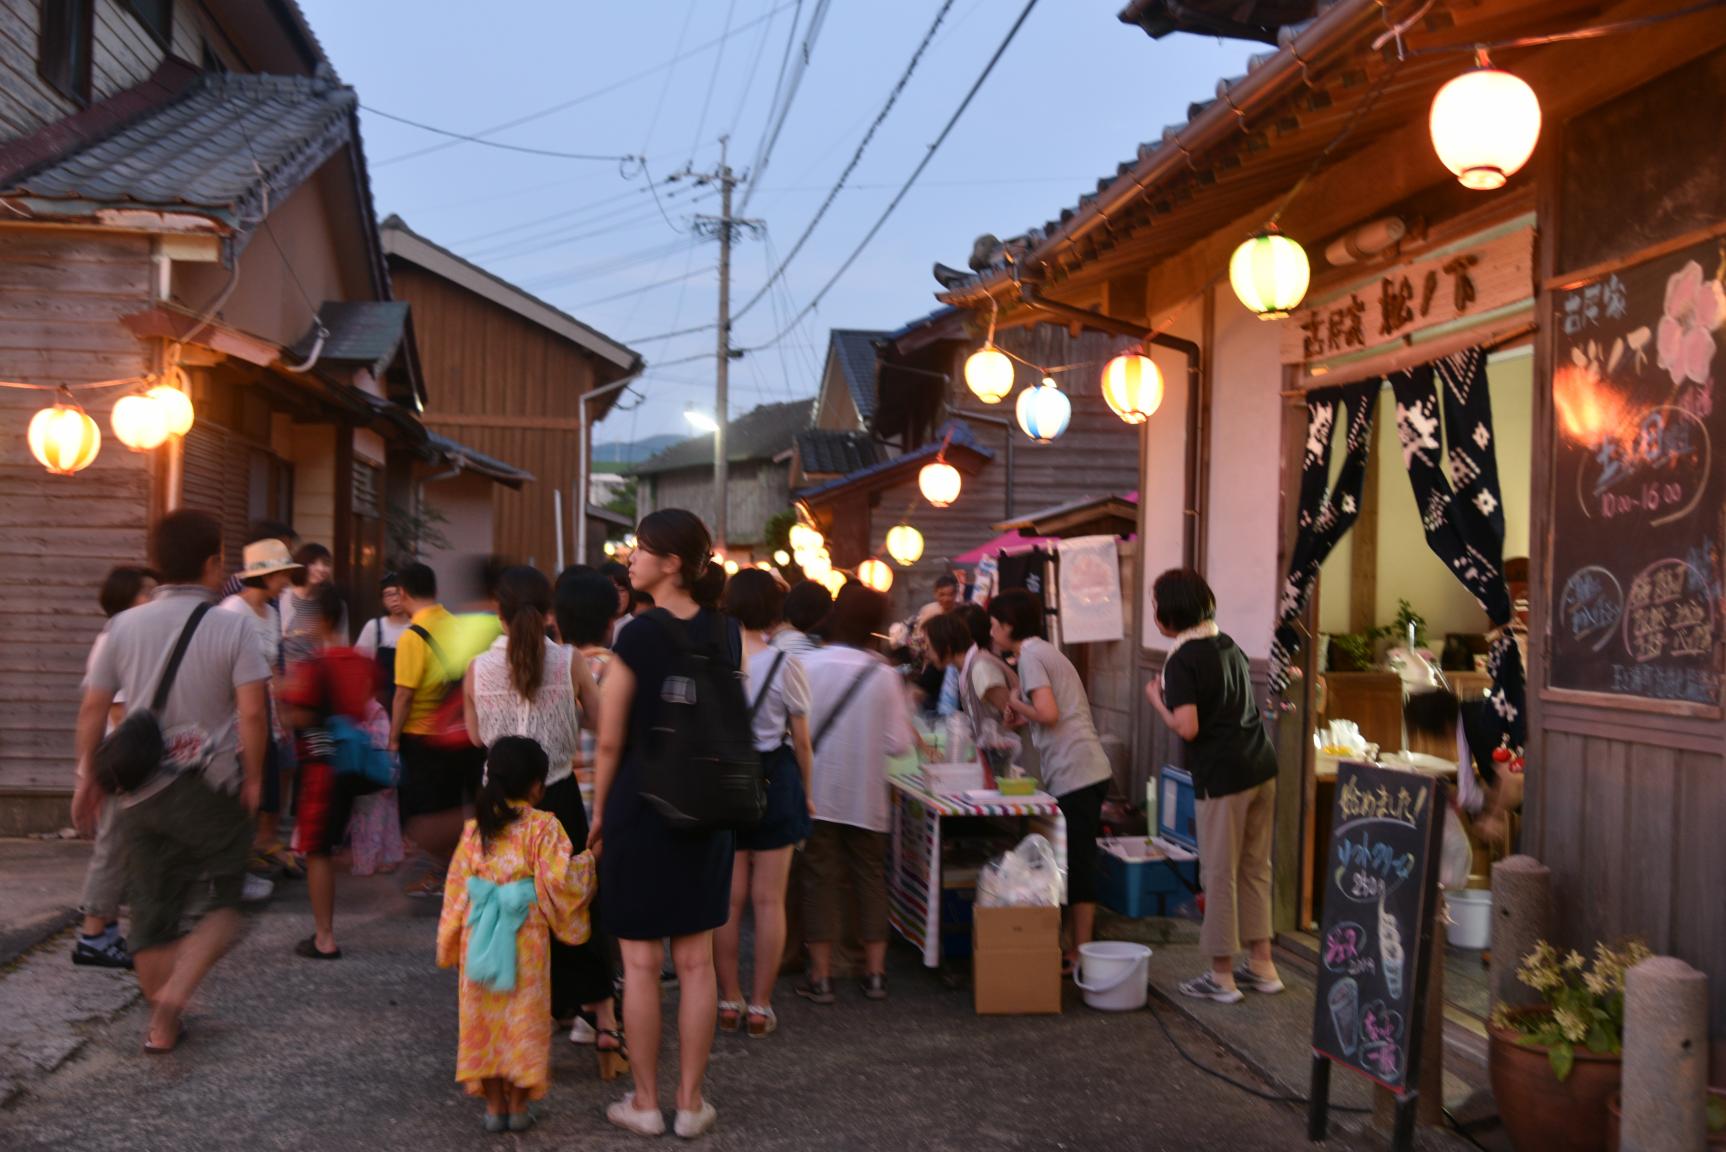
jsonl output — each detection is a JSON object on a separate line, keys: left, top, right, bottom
{"left": 972, "top": 905, "right": 1062, "bottom": 1015}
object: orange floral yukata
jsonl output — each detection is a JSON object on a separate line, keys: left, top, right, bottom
{"left": 436, "top": 807, "right": 595, "bottom": 1098}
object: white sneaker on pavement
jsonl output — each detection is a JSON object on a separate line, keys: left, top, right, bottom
{"left": 569, "top": 1016, "right": 597, "bottom": 1045}
{"left": 1232, "top": 964, "right": 1286, "bottom": 994}
{"left": 1177, "top": 971, "right": 1245, "bottom": 1004}
{"left": 241, "top": 874, "right": 274, "bottom": 904}
{"left": 607, "top": 1093, "right": 666, "bottom": 1137}
{"left": 674, "top": 1100, "right": 717, "bottom": 1140}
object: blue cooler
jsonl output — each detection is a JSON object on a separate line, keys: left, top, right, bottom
{"left": 1096, "top": 837, "right": 1201, "bottom": 919}
{"left": 1157, "top": 766, "right": 1198, "bottom": 851}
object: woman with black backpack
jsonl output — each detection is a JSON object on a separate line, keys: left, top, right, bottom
{"left": 589, "top": 509, "right": 735, "bottom": 1140}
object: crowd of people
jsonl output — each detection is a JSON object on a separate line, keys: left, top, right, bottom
{"left": 69, "top": 502, "right": 1285, "bottom": 1138}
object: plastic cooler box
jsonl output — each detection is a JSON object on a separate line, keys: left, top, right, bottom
{"left": 1156, "top": 765, "right": 1199, "bottom": 850}
{"left": 1096, "top": 837, "right": 1200, "bottom": 919}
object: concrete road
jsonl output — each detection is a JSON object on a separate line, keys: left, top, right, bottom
{"left": 0, "top": 870, "right": 1354, "bottom": 1151}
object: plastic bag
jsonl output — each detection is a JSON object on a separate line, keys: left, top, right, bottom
{"left": 1439, "top": 803, "right": 1472, "bottom": 891}
{"left": 976, "top": 833, "right": 1064, "bottom": 908}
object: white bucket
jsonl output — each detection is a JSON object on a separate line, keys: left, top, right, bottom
{"left": 1445, "top": 888, "right": 1492, "bottom": 949}
{"left": 1073, "top": 941, "right": 1151, "bottom": 1011}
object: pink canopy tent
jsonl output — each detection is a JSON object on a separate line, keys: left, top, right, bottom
{"left": 952, "top": 532, "right": 1057, "bottom": 566}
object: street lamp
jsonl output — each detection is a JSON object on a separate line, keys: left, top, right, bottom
{"left": 684, "top": 408, "right": 720, "bottom": 433}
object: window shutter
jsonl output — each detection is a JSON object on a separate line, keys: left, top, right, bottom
{"left": 181, "top": 423, "right": 251, "bottom": 574}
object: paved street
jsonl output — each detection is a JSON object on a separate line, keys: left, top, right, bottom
{"left": 0, "top": 865, "right": 1389, "bottom": 1152}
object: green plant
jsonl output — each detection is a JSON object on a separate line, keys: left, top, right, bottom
{"left": 1710, "top": 1093, "right": 1725, "bottom": 1133}
{"left": 1387, "top": 599, "right": 1428, "bottom": 648}
{"left": 386, "top": 499, "right": 451, "bottom": 568}
{"left": 1490, "top": 939, "right": 1653, "bottom": 1081}
{"left": 1329, "top": 632, "right": 1375, "bottom": 672}
{"left": 763, "top": 508, "right": 798, "bottom": 556}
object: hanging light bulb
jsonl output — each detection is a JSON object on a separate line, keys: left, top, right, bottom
{"left": 885, "top": 523, "right": 925, "bottom": 566}
{"left": 112, "top": 392, "right": 170, "bottom": 451}
{"left": 819, "top": 570, "right": 847, "bottom": 597}
{"left": 919, "top": 460, "right": 961, "bottom": 508}
{"left": 1015, "top": 377, "right": 1072, "bottom": 443}
{"left": 1430, "top": 51, "right": 1541, "bottom": 191}
{"left": 856, "top": 558, "right": 893, "bottom": 593}
{"left": 1229, "top": 227, "right": 1311, "bottom": 319}
{"left": 146, "top": 367, "right": 194, "bottom": 436}
{"left": 28, "top": 391, "right": 101, "bottom": 475}
{"left": 788, "top": 522, "right": 824, "bottom": 554}
{"left": 1100, "top": 352, "right": 1164, "bottom": 425}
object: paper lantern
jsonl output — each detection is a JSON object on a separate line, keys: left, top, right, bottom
{"left": 112, "top": 392, "right": 170, "bottom": 451}
{"left": 856, "top": 558, "right": 893, "bottom": 593}
{"left": 28, "top": 397, "right": 101, "bottom": 475}
{"left": 964, "top": 345, "right": 1014, "bottom": 404}
{"left": 1101, "top": 353, "right": 1164, "bottom": 424}
{"left": 773, "top": 549, "right": 791, "bottom": 567}
{"left": 788, "top": 523, "right": 824, "bottom": 554}
{"left": 603, "top": 540, "right": 618, "bottom": 557}
{"left": 1429, "top": 57, "right": 1541, "bottom": 191}
{"left": 802, "top": 549, "right": 833, "bottom": 582}
{"left": 147, "top": 373, "right": 195, "bottom": 436}
{"left": 1015, "top": 377, "right": 1071, "bottom": 443}
{"left": 885, "top": 523, "right": 925, "bottom": 566}
{"left": 918, "top": 460, "right": 961, "bottom": 508}
{"left": 1229, "top": 228, "right": 1311, "bottom": 319}
{"left": 819, "top": 570, "right": 846, "bottom": 597}
{"left": 723, "top": 559, "right": 739, "bottom": 575}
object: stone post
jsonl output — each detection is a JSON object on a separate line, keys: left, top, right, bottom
{"left": 1621, "top": 956, "right": 1708, "bottom": 1152}
{"left": 1488, "top": 855, "right": 1550, "bottom": 1010}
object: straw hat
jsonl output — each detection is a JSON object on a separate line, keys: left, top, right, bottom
{"left": 241, "top": 539, "right": 303, "bottom": 578}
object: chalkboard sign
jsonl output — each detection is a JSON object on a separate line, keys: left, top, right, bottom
{"left": 1548, "top": 232, "right": 1726, "bottom": 709}
{"left": 1309, "top": 762, "right": 1443, "bottom": 1094}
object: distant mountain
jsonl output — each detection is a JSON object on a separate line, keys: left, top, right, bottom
{"left": 592, "top": 433, "right": 682, "bottom": 465}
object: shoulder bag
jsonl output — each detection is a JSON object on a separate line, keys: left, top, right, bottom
{"left": 92, "top": 603, "right": 212, "bottom": 794}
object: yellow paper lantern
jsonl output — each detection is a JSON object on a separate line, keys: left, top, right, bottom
{"left": 918, "top": 460, "right": 961, "bottom": 508}
{"left": 885, "top": 523, "right": 925, "bottom": 566}
{"left": 856, "top": 558, "right": 893, "bottom": 593}
{"left": 723, "top": 559, "right": 739, "bottom": 575}
{"left": 964, "top": 345, "right": 1014, "bottom": 404}
{"left": 1429, "top": 56, "right": 1541, "bottom": 191}
{"left": 802, "top": 549, "right": 833, "bottom": 582}
{"left": 147, "top": 377, "right": 195, "bottom": 437}
{"left": 603, "top": 540, "right": 618, "bottom": 557}
{"left": 773, "top": 549, "right": 791, "bottom": 567}
{"left": 819, "top": 570, "right": 846, "bottom": 597}
{"left": 1100, "top": 353, "right": 1165, "bottom": 425}
{"left": 28, "top": 397, "right": 101, "bottom": 475}
{"left": 1229, "top": 228, "right": 1311, "bottom": 319}
{"left": 112, "top": 392, "right": 170, "bottom": 451}
{"left": 788, "top": 523, "right": 824, "bottom": 554}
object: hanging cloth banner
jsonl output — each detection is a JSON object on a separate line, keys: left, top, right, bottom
{"left": 1056, "top": 535, "right": 1124, "bottom": 644}
{"left": 1269, "top": 379, "right": 1380, "bottom": 700}
{"left": 1387, "top": 348, "right": 1526, "bottom": 782}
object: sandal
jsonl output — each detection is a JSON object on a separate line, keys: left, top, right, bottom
{"left": 746, "top": 1004, "right": 777, "bottom": 1038}
{"left": 294, "top": 935, "right": 342, "bottom": 960}
{"left": 717, "top": 1000, "right": 744, "bottom": 1033}
{"left": 596, "top": 1028, "right": 630, "bottom": 1081}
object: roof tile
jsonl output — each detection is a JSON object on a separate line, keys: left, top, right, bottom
{"left": 631, "top": 398, "right": 815, "bottom": 476}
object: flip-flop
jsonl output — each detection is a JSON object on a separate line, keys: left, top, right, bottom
{"left": 294, "top": 936, "right": 342, "bottom": 960}
{"left": 143, "top": 1020, "right": 189, "bottom": 1055}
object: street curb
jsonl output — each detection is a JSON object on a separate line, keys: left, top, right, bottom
{"left": 0, "top": 908, "right": 79, "bottom": 970}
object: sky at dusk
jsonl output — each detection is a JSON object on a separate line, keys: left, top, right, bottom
{"left": 300, "top": 1, "right": 1256, "bottom": 444}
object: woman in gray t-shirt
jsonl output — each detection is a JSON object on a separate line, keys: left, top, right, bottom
{"left": 988, "top": 590, "right": 1112, "bottom": 974}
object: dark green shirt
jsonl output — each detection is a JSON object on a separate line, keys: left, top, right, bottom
{"left": 1161, "top": 633, "right": 1279, "bottom": 799}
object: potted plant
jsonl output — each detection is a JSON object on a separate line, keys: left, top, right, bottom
{"left": 1489, "top": 939, "right": 1652, "bottom": 1152}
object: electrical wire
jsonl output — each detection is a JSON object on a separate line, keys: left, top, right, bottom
{"left": 727, "top": 0, "right": 782, "bottom": 142}
{"left": 740, "top": 0, "right": 1042, "bottom": 353}
{"left": 448, "top": 186, "right": 656, "bottom": 247}
{"left": 688, "top": 0, "right": 741, "bottom": 163}
{"left": 732, "top": 0, "right": 958, "bottom": 324}
{"left": 359, "top": 105, "right": 634, "bottom": 161}
{"left": 624, "top": 321, "right": 719, "bottom": 344}
{"left": 738, "top": 0, "right": 833, "bottom": 214}
{"left": 568, "top": 263, "right": 713, "bottom": 309}
{"left": 642, "top": 0, "right": 699, "bottom": 162}
{"left": 376, "top": 0, "right": 800, "bottom": 168}
{"left": 1145, "top": 1000, "right": 1373, "bottom": 1115}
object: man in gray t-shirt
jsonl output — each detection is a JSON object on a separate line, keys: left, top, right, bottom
{"left": 74, "top": 510, "right": 269, "bottom": 1055}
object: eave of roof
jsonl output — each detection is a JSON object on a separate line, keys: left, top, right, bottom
{"left": 424, "top": 430, "right": 533, "bottom": 488}
{"left": 380, "top": 215, "right": 643, "bottom": 378}
{"left": 795, "top": 421, "right": 992, "bottom": 502}
{"left": 994, "top": 491, "right": 1139, "bottom": 538}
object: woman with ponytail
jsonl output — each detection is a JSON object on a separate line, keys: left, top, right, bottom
{"left": 438, "top": 736, "right": 595, "bottom": 1132}
{"left": 462, "top": 566, "right": 623, "bottom": 1077}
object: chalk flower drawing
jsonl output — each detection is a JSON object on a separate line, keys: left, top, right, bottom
{"left": 1656, "top": 260, "right": 1724, "bottom": 387}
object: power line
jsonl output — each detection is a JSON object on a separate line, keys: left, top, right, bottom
{"left": 623, "top": 322, "right": 718, "bottom": 344}
{"left": 567, "top": 262, "right": 713, "bottom": 308}
{"left": 733, "top": 0, "right": 956, "bottom": 324}
{"left": 740, "top": 0, "right": 1042, "bottom": 353}
{"left": 641, "top": 0, "right": 698, "bottom": 159}
{"left": 359, "top": 105, "right": 634, "bottom": 162}
{"left": 738, "top": 0, "right": 833, "bottom": 214}
{"left": 688, "top": 0, "right": 741, "bottom": 163}
{"left": 446, "top": 186, "right": 647, "bottom": 246}
{"left": 727, "top": 0, "right": 782, "bottom": 141}
{"left": 376, "top": 0, "right": 800, "bottom": 168}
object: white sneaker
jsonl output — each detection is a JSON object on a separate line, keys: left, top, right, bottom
{"left": 607, "top": 1093, "right": 666, "bottom": 1137}
{"left": 674, "top": 1100, "right": 717, "bottom": 1140}
{"left": 569, "top": 1016, "right": 597, "bottom": 1045}
{"left": 241, "top": 875, "right": 275, "bottom": 904}
{"left": 1232, "top": 964, "right": 1286, "bottom": 994}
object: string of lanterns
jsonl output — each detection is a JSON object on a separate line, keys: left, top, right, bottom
{"left": 20, "top": 361, "right": 197, "bottom": 475}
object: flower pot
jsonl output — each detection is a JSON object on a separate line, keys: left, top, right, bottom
{"left": 1605, "top": 1089, "right": 1726, "bottom": 1151}
{"left": 1489, "top": 1009, "right": 1622, "bottom": 1152}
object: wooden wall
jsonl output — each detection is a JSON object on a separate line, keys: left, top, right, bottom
{"left": 391, "top": 262, "right": 606, "bottom": 573}
{"left": 0, "top": 226, "right": 154, "bottom": 806}
{"left": 640, "top": 459, "right": 788, "bottom": 553}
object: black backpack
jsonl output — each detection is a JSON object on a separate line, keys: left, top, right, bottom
{"left": 637, "top": 609, "right": 765, "bottom": 831}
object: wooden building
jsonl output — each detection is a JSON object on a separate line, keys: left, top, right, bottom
{"left": 934, "top": 0, "right": 1726, "bottom": 1052}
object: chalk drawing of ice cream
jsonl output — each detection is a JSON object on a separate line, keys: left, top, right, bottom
{"left": 1329, "top": 977, "right": 1361, "bottom": 1057}
{"left": 1379, "top": 893, "right": 1405, "bottom": 1001}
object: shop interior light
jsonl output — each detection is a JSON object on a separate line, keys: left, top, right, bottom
{"left": 1429, "top": 50, "right": 1541, "bottom": 191}
{"left": 856, "top": 558, "right": 893, "bottom": 593}
{"left": 28, "top": 391, "right": 101, "bottom": 475}
{"left": 1100, "top": 352, "right": 1165, "bottom": 425}
{"left": 885, "top": 523, "right": 925, "bottom": 566}
{"left": 918, "top": 459, "right": 962, "bottom": 508}
{"left": 111, "top": 391, "right": 170, "bottom": 452}
{"left": 1015, "top": 377, "right": 1072, "bottom": 443}
{"left": 1229, "top": 227, "right": 1311, "bottom": 319}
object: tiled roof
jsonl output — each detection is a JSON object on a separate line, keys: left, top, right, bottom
{"left": 828, "top": 329, "right": 888, "bottom": 422}
{"left": 425, "top": 431, "right": 533, "bottom": 488}
{"left": 6, "top": 72, "right": 355, "bottom": 238}
{"left": 795, "top": 420, "right": 992, "bottom": 501}
{"left": 290, "top": 301, "right": 411, "bottom": 376}
{"left": 1118, "top": 0, "right": 1318, "bottom": 43}
{"left": 631, "top": 398, "right": 816, "bottom": 477}
{"left": 795, "top": 429, "right": 883, "bottom": 476}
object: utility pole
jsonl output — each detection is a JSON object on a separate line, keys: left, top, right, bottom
{"left": 690, "top": 137, "right": 760, "bottom": 552}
